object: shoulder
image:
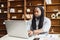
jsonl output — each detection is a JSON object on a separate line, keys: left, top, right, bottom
{"left": 44, "top": 17, "right": 51, "bottom": 24}
{"left": 27, "top": 17, "right": 51, "bottom": 24}
{"left": 44, "top": 17, "right": 51, "bottom": 21}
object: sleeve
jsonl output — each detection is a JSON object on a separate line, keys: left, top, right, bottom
{"left": 27, "top": 20, "right": 32, "bottom": 31}
{"left": 42, "top": 18, "right": 51, "bottom": 33}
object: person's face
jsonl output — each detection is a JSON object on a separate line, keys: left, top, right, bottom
{"left": 34, "top": 7, "right": 41, "bottom": 17}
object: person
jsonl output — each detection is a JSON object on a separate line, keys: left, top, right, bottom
{"left": 27, "top": 6, "right": 51, "bottom": 36}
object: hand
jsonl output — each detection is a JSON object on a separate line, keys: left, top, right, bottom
{"left": 28, "top": 30, "right": 33, "bottom": 36}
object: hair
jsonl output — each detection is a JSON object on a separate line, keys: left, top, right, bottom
{"left": 31, "top": 6, "right": 44, "bottom": 30}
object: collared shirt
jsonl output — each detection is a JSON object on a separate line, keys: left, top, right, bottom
{"left": 27, "top": 17, "right": 51, "bottom": 33}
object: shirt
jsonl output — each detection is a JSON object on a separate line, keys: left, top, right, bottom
{"left": 35, "top": 18, "right": 39, "bottom": 30}
{"left": 27, "top": 17, "right": 51, "bottom": 33}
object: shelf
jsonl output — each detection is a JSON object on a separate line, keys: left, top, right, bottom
{"left": 8, "top": 0, "right": 24, "bottom": 2}
{"left": 26, "top": 18, "right": 32, "bottom": 20}
{"left": 0, "top": 30, "right": 7, "bottom": 32}
{"left": 10, "top": 18, "right": 24, "bottom": 20}
{"left": 46, "top": 11, "right": 58, "bottom": 13}
{"left": 0, "top": 1, "right": 7, "bottom": 3}
{"left": 46, "top": 3, "right": 60, "bottom": 6}
{"left": 9, "top": 6, "right": 24, "bottom": 8}
{"left": 52, "top": 25, "right": 60, "bottom": 27}
{"left": 0, "top": 7, "right": 7, "bottom": 9}
{"left": 26, "top": 5, "right": 44, "bottom": 7}
{"left": 9, "top": 11, "right": 33, "bottom": 14}
{"left": 26, "top": 0, "right": 44, "bottom": 1}
{"left": 10, "top": 13, "right": 24, "bottom": 14}
{"left": 0, "top": 24, "right": 5, "bottom": 25}
{"left": 0, "top": 18, "right": 7, "bottom": 20}
{"left": 0, "top": 29, "right": 6, "bottom": 31}
{"left": 0, "top": 18, "right": 7, "bottom": 19}
{"left": 27, "top": 11, "right": 33, "bottom": 14}
{"left": 0, "top": 13, "right": 7, "bottom": 14}
{"left": 51, "top": 18, "right": 60, "bottom": 20}
{"left": 49, "top": 32, "right": 60, "bottom": 34}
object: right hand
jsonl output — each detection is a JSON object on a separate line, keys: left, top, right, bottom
{"left": 28, "top": 30, "right": 33, "bottom": 37}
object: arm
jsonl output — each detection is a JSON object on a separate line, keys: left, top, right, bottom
{"left": 27, "top": 20, "right": 31, "bottom": 31}
{"left": 41, "top": 18, "right": 51, "bottom": 33}
{"left": 34, "top": 17, "right": 51, "bottom": 35}
{"left": 27, "top": 20, "right": 34, "bottom": 36}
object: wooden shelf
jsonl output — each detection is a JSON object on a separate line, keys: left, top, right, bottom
{"left": 26, "top": 18, "right": 32, "bottom": 20}
{"left": 0, "top": 29, "right": 6, "bottom": 31}
{"left": 51, "top": 18, "right": 60, "bottom": 20}
{"left": 27, "top": 11, "right": 33, "bottom": 14}
{"left": 0, "top": 18, "right": 7, "bottom": 20}
{"left": 0, "top": 7, "right": 7, "bottom": 9}
{"left": 52, "top": 25, "right": 60, "bottom": 27}
{"left": 46, "top": 11, "right": 58, "bottom": 13}
{"left": 0, "top": 30, "right": 7, "bottom": 32}
{"left": 46, "top": 3, "right": 60, "bottom": 6}
{"left": 0, "top": 24, "right": 5, "bottom": 25}
{"left": 10, "top": 12, "right": 24, "bottom": 14}
{"left": 0, "top": 1, "right": 7, "bottom": 3}
{"left": 46, "top": 0, "right": 60, "bottom": 34}
{"left": 10, "top": 18, "right": 24, "bottom": 20}
{"left": 26, "top": 5, "right": 44, "bottom": 7}
{"left": 0, "top": 13, "right": 7, "bottom": 14}
{"left": 0, "top": 17, "right": 7, "bottom": 19}
{"left": 8, "top": 0, "right": 24, "bottom": 2}
{"left": 49, "top": 32, "right": 60, "bottom": 34}
{"left": 9, "top": 6, "right": 24, "bottom": 8}
{"left": 26, "top": 0, "right": 44, "bottom": 1}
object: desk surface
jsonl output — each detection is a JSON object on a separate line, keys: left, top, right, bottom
{"left": 0, "top": 34, "right": 60, "bottom": 40}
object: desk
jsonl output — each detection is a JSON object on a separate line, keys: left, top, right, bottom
{"left": 0, "top": 34, "right": 60, "bottom": 40}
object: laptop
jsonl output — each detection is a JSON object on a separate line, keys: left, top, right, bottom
{"left": 5, "top": 20, "right": 29, "bottom": 39}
